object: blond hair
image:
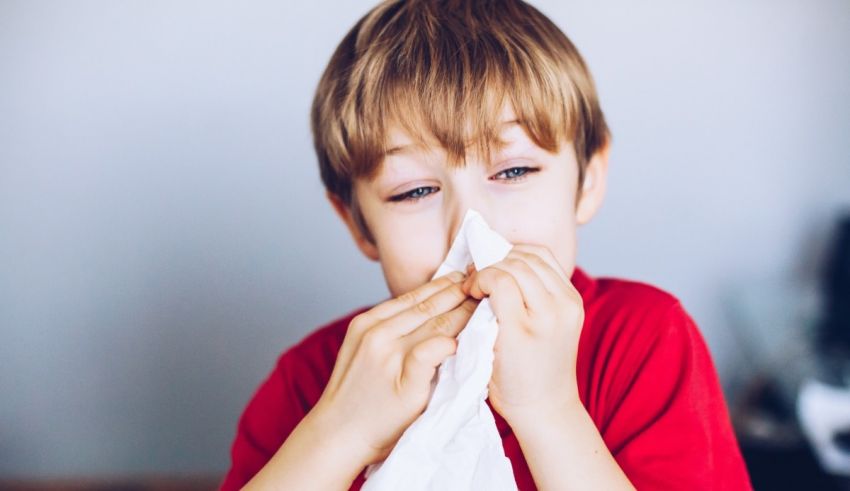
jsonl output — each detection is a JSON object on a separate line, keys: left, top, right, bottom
{"left": 311, "top": 0, "right": 610, "bottom": 243}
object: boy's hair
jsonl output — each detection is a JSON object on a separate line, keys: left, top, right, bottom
{"left": 311, "top": 0, "right": 610, "bottom": 244}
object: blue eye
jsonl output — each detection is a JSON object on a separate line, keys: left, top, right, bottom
{"left": 491, "top": 166, "right": 538, "bottom": 181}
{"left": 389, "top": 166, "right": 538, "bottom": 204}
{"left": 389, "top": 186, "right": 439, "bottom": 203}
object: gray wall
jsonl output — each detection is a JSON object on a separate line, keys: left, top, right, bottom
{"left": 1, "top": 0, "right": 848, "bottom": 478}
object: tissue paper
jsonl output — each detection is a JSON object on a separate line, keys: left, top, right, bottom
{"left": 361, "top": 209, "right": 519, "bottom": 491}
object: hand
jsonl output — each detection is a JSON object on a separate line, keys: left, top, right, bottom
{"left": 310, "top": 271, "right": 479, "bottom": 467}
{"left": 461, "top": 244, "right": 585, "bottom": 426}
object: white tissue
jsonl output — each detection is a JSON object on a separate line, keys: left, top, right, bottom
{"left": 361, "top": 209, "right": 519, "bottom": 491}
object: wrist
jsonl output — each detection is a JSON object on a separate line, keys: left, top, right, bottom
{"left": 243, "top": 404, "right": 371, "bottom": 491}
{"left": 306, "top": 402, "right": 379, "bottom": 469}
{"left": 504, "top": 394, "right": 586, "bottom": 436}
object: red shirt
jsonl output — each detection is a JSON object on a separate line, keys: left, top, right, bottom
{"left": 221, "top": 266, "right": 752, "bottom": 490}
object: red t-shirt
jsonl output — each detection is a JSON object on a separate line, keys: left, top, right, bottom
{"left": 220, "top": 266, "right": 752, "bottom": 490}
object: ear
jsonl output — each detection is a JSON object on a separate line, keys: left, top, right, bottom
{"left": 326, "top": 190, "right": 380, "bottom": 261}
{"left": 575, "top": 139, "right": 610, "bottom": 225}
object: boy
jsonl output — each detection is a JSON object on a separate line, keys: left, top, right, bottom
{"left": 221, "top": 0, "right": 752, "bottom": 489}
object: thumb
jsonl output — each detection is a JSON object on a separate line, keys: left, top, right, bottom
{"left": 400, "top": 335, "right": 457, "bottom": 392}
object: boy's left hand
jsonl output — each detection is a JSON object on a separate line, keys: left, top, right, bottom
{"left": 461, "top": 244, "right": 585, "bottom": 426}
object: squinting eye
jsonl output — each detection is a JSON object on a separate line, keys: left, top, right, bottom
{"left": 389, "top": 186, "right": 440, "bottom": 203}
{"left": 491, "top": 166, "right": 539, "bottom": 181}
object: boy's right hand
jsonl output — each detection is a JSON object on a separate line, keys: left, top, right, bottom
{"left": 308, "top": 270, "right": 478, "bottom": 466}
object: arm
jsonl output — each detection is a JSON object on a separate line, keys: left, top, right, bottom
{"left": 462, "top": 247, "right": 750, "bottom": 489}
{"left": 242, "top": 408, "right": 370, "bottom": 491}
{"left": 510, "top": 400, "right": 634, "bottom": 491}
{"left": 463, "top": 246, "right": 634, "bottom": 489}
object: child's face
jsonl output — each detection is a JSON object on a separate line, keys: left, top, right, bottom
{"left": 331, "top": 107, "right": 608, "bottom": 298}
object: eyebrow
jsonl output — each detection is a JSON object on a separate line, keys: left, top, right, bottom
{"left": 382, "top": 119, "right": 521, "bottom": 157}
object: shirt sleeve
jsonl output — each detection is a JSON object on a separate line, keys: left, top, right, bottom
{"left": 219, "top": 350, "right": 308, "bottom": 491}
{"left": 598, "top": 301, "right": 752, "bottom": 490}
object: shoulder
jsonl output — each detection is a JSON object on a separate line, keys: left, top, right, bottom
{"left": 579, "top": 271, "right": 695, "bottom": 352}
{"left": 589, "top": 273, "right": 682, "bottom": 314}
{"left": 575, "top": 272, "right": 751, "bottom": 488}
{"left": 576, "top": 270, "right": 709, "bottom": 420}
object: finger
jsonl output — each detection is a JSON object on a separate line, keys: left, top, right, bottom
{"left": 362, "top": 271, "right": 466, "bottom": 325}
{"left": 399, "top": 334, "right": 458, "bottom": 393}
{"left": 487, "top": 258, "right": 553, "bottom": 314}
{"left": 375, "top": 277, "right": 469, "bottom": 338}
{"left": 511, "top": 244, "right": 570, "bottom": 286}
{"left": 464, "top": 267, "right": 526, "bottom": 328}
{"left": 400, "top": 297, "right": 479, "bottom": 350}
{"left": 334, "top": 272, "right": 465, "bottom": 387}
{"left": 507, "top": 249, "right": 571, "bottom": 298}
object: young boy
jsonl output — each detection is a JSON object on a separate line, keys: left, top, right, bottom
{"left": 221, "top": 1, "right": 752, "bottom": 489}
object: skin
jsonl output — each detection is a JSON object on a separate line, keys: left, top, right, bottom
{"left": 342, "top": 110, "right": 601, "bottom": 298}
{"left": 244, "top": 105, "right": 635, "bottom": 490}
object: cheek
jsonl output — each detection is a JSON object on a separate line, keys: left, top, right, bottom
{"left": 374, "top": 218, "right": 446, "bottom": 296}
{"left": 496, "top": 176, "right": 578, "bottom": 271}
{"left": 507, "top": 208, "right": 576, "bottom": 263}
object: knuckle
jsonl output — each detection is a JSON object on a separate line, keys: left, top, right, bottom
{"left": 528, "top": 253, "right": 548, "bottom": 269}
{"left": 505, "top": 258, "right": 524, "bottom": 269}
{"left": 528, "top": 244, "right": 551, "bottom": 261}
{"left": 517, "top": 260, "right": 536, "bottom": 275}
{"left": 409, "top": 343, "right": 430, "bottom": 364}
{"left": 361, "top": 328, "right": 390, "bottom": 354}
{"left": 502, "top": 257, "right": 522, "bottom": 269}
{"left": 398, "top": 290, "right": 418, "bottom": 305}
{"left": 447, "top": 282, "right": 466, "bottom": 301}
{"left": 460, "top": 298, "right": 478, "bottom": 314}
{"left": 431, "top": 313, "right": 453, "bottom": 336}
{"left": 493, "top": 272, "right": 514, "bottom": 290}
{"left": 514, "top": 248, "right": 543, "bottom": 266}
{"left": 348, "top": 314, "right": 369, "bottom": 334}
{"left": 416, "top": 298, "right": 436, "bottom": 316}
{"left": 411, "top": 336, "right": 454, "bottom": 363}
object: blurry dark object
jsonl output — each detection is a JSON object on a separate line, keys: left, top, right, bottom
{"left": 836, "top": 429, "right": 850, "bottom": 454}
{"left": 817, "top": 214, "right": 850, "bottom": 384}
{"left": 736, "top": 378, "right": 846, "bottom": 490}
{"left": 798, "top": 379, "right": 850, "bottom": 477}
{"left": 731, "top": 212, "right": 850, "bottom": 490}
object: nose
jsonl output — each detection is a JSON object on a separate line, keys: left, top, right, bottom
{"left": 444, "top": 172, "right": 492, "bottom": 251}
{"left": 446, "top": 210, "right": 465, "bottom": 251}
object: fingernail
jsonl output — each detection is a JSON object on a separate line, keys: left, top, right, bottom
{"left": 449, "top": 271, "right": 465, "bottom": 282}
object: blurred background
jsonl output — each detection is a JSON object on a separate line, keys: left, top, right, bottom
{"left": 1, "top": 0, "right": 849, "bottom": 489}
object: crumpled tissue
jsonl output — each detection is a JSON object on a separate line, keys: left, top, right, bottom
{"left": 361, "top": 209, "right": 519, "bottom": 490}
